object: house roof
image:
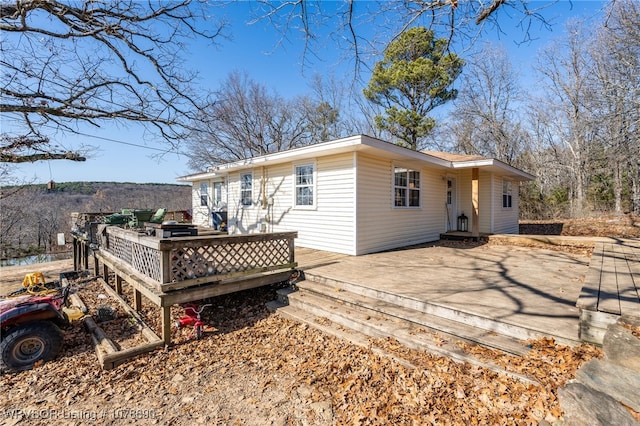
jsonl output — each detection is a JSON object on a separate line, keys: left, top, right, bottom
{"left": 422, "top": 151, "right": 486, "bottom": 162}
{"left": 178, "top": 135, "right": 534, "bottom": 182}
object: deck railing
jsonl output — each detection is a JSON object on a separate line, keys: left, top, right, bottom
{"left": 101, "top": 227, "right": 297, "bottom": 292}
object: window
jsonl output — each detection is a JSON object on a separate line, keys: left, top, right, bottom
{"left": 502, "top": 179, "right": 513, "bottom": 208}
{"left": 240, "top": 172, "right": 253, "bottom": 206}
{"left": 213, "top": 181, "right": 223, "bottom": 206}
{"left": 394, "top": 167, "right": 420, "bottom": 207}
{"left": 295, "top": 164, "right": 315, "bottom": 207}
{"left": 199, "top": 182, "right": 208, "bottom": 207}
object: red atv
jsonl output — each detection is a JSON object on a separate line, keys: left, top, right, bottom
{"left": 0, "top": 285, "right": 71, "bottom": 372}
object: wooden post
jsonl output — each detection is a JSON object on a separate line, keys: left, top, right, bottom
{"left": 83, "top": 242, "right": 89, "bottom": 270}
{"left": 102, "top": 263, "right": 109, "bottom": 282}
{"left": 93, "top": 253, "right": 99, "bottom": 277}
{"left": 161, "top": 306, "right": 172, "bottom": 346}
{"left": 472, "top": 167, "right": 479, "bottom": 239}
{"left": 115, "top": 275, "right": 123, "bottom": 295}
{"left": 160, "top": 250, "right": 171, "bottom": 284}
{"left": 73, "top": 238, "right": 78, "bottom": 271}
{"left": 133, "top": 289, "right": 142, "bottom": 311}
{"left": 288, "top": 235, "right": 295, "bottom": 265}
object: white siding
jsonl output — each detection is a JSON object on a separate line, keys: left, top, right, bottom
{"left": 355, "top": 154, "right": 444, "bottom": 255}
{"left": 187, "top": 150, "right": 524, "bottom": 254}
{"left": 493, "top": 176, "right": 519, "bottom": 234}
{"left": 226, "top": 170, "right": 262, "bottom": 234}
{"left": 191, "top": 180, "right": 210, "bottom": 227}
{"left": 227, "top": 154, "right": 357, "bottom": 255}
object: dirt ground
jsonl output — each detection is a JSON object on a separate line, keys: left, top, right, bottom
{"left": 0, "top": 282, "right": 603, "bottom": 426}
{"left": 1, "top": 217, "right": 638, "bottom": 425}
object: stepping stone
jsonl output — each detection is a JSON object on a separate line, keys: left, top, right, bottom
{"left": 575, "top": 359, "right": 640, "bottom": 413}
{"left": 558, "top": 382, "right": 639, "bottom": 426}
{"left": 603, "top": 322, "right": 640, "bottom": 372}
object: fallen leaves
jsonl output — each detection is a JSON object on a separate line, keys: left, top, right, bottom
{"left": 0, "top": 284, "right": 603, "bottom": 425}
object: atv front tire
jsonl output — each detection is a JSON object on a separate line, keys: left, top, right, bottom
{"left": 0, "top": 321, "right": 63, "bottom": 371}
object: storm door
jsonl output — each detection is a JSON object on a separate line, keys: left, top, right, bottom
{"left": 446, "top": 178, "right": 457, "bottom": 231}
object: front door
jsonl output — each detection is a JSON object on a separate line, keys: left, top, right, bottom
{"left": 446, "top": 178, "right": 456, "bottom": 231}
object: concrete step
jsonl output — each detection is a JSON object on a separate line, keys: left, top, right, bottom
{"left": 271, "top": 298, "right": 537, "bottom": 385}
{"left": 301, "top": 273, "right": 581, "bottom": 347}
{"left": 293, "top": 280, "right": 530, "bottom": 356}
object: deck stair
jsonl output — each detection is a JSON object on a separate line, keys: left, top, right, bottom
{"left": 576, "top": 240, "right": 640, "bottom": 345}
{"left": 266, "top": 271, "right": 581, "bottom": 381}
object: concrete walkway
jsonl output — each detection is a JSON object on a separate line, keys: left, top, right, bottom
{"left": 295, "top": 240, "right": 592, "bottom": 343}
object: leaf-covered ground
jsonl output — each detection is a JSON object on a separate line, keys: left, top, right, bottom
{"left": 1, "top": 284, "right": 602, "bottom": 425}
{"left": 520, "top": 216, "right": 640, "bottom": 239}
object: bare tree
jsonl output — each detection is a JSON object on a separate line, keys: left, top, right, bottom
{"left": 447, "top": 43, "right": 526, "bottom": 165}
{"left": 521, "top": 105, "right": 575, "bottom": 218}
{"left": 302, "top": 73, "right": 360, "bottom": 141}
{"left": 534, "top": 19, "right": 598, "bottom": 217}
{"left": 185, "top": 71, "right": 314, "bottom": 170}
{"left": 249, "top": 0, "right": 559, "bottom": 76}
{"left": 1, "top": 0, "right": 226, "bottom": 164}
{"left": 592, "top": 0, "right": 640, "bottom": 215}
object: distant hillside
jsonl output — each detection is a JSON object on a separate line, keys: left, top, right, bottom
{"left": 0, "top": 182, "right": 192, "bottom": 259}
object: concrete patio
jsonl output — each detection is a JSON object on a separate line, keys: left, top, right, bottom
{"left": 293, "top": 239, "right": 594, "bottom": 345}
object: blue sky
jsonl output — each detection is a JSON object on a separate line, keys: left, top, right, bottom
{"left": 9, "top": 1, "right": 607, "bottom": 185}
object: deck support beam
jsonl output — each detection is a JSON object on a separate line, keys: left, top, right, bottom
{"left": 161, "top": 306, "right": 172, "bottom": 346}
{"left": 115, "top": 275, "right": 123, "bottom": 295}
{"left": 73, "top": 238, "right": 78, "bottom": 271}
{"left": 133, "top": 289, "right": 142, "bottom": 311}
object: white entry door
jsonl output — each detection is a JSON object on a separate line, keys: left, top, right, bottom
{"left": 446, "top": 178, "right": 457, "bottom": 231}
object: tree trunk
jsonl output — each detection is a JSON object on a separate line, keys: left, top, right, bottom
{"left": 614, "top": 161, "right": 623, "bottom": 215}
{"left": 632, "top": 170, "right": 640, "bottom": 216}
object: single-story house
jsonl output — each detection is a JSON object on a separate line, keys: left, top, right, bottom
{"left": 177, "top": 135, "right": 534, "bottom": 255}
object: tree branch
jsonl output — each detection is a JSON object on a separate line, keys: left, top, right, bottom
{"left": 475, "top": 0, "right": 507, "bottom": 25}
{"left": 0, "top": 152, "right": 86, "bottom": 163}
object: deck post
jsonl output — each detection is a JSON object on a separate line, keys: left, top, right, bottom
{"left": 73, "top": 238, "right": 78, "bottom": 271}
{"left": 115, "top": 275, "right": 123, "bottom": 295}
{"left": 83, "top": 242, "right": 89, "bottom": 270}
{"left": 161, "top": 306, "right": 172, "bottom": 346}
{"left": 472, "top": 167, "right": 479, "bottom": 239}
{"left": 288, "top": 236, "right": 295, "bottom": 265}
{"left": 102, "top": 263, "right": 109, "bottom": 282}
{"left": 93, "top": 253, "right": 99, "bottom": 277}
{"left": 160, "top": 250, "right": 171, "bottom": 284}
{"left": 133, "top": 289, "right": 142, "bottom": 311}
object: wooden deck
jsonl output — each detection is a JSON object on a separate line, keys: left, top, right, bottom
{"left": 73, "top": 228, "right": 299, "bottom": 346}
{"left": 577, "top": 239, "right": 640, "bottom": 344}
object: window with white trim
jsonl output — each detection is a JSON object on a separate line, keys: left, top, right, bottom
{"left": 240, "top": 172, "right": 253, "bottom": 206}
{"left": 199, "top": 182, "right": 208, "bottom": 207}
{"left": 394, "top": 167, "right": 421, "bottom": 207}
{"left": 502, "top": 179, "right": 513, "bottom": 208}
{"left": 294, "top": 164, "right": 315, "bottom": 207}
{"left": 213, "top": 181, "right": 223, "bottom": 206}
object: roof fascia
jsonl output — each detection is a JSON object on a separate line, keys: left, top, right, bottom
{"left": 451, "top": 159, "right": 535, "bottom": 181}
{"left": 177, "top": 135, "right": 453, "bottom": 182}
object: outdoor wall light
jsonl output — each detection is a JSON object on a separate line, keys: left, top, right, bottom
{"left": 457, "top": 213, "right": 468, "bottom": 232}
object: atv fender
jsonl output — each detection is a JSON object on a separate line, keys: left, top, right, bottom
{"left": 1, "top": 302, "right": 67, "bottom": 329}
